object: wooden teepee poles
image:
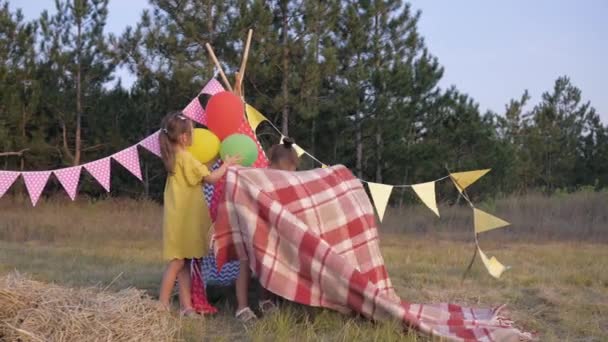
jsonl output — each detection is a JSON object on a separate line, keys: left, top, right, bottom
{"left": 205, "top": 43, "right": 233, "bottom": 92}
{"left": 234, "top": 29, "right": 253, "bottom": 97}
{"left": 205, "top": 29, "right": 253, "bottom": 97}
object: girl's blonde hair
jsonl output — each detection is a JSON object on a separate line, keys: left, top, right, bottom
{"left": 159, "top": 112, "right": 192, "bottom": 173}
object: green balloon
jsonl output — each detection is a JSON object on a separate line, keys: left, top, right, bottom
{"left": 220, "top": 134, "right": 259, "bottom": 166}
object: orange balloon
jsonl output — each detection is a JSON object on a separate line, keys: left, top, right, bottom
{"left": 206, "top": 91, "right": 244, "bottom": 140}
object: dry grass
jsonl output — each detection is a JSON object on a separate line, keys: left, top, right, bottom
{"left": 1, "top": 193, "right": 607, "bottom": 341}
{"left": 0, "top": 272, "right": 179, "bottom": 341}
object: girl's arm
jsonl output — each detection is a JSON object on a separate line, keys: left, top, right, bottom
{"left": 204, "top": 155, "right": 242, "bottom": 184}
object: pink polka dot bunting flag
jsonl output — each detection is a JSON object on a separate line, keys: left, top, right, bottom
{"left": 84, "top": 157, "right": 111, "bottom": 192}
{"left": 0, "top": 171, "right": 20, "bottom": 198}
{"left": 53, "top": 166, "right": 82, "bottom": 200}
{"left": 112, "top": 146, "right": 142, "bottom": 180}
{"left": 183, "top": 98, "right": 207, "bottom": 125}
{"left": 201, "top": 78, "right": 225, "bottom": 96}
{"left": 22, "top": 171, "right": 51, "bottom": 206}
{"left": 139, "top": 130, "right": 162, "bottom": 157}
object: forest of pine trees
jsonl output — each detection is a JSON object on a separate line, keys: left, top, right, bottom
{"left": 1, "top": 0, "right": 607, "bottom": 202}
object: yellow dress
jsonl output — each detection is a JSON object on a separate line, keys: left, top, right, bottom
{"left": 163, "top": 150, "right": 211, "bottom": 260}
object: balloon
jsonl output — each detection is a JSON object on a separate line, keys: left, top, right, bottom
{"left": 187, "top": 128, "right": 220, "bottom": 164}
{"left": 206, "top": 91, "right": 244, "bottom": 140}
{"left": 220, "top": 134, "right": 259, "bottom": 167}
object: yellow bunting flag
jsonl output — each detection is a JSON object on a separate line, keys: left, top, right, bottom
{"left": 245, "top": 104, "right": 268, "bottom": 131}
{"left": 449, "top": 169, "right": 491, "bottom": 193}
{"left": 473, "top": 208, "right": 510, "bottom": 233}
{"left": 367, "top": 182, "right": 393, "bottom": 222}
{"left": 321, "top": 164, "right": 328, "bottom": 169}
{"left": 478, "top": 247, "right": 509, "bottom": 278}
{"left": 411, "top": 181, "right": 440, "bottom": 217}
{"left": 293, "top": 144, "right": 306, "bottom": 158}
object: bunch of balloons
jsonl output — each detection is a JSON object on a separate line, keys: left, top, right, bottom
{"left": 187, "top": 91, "right": 258, "bottom": 167}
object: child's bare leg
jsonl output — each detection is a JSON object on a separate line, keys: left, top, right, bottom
{"left": 236, "top": 260, "right": 250, "bottom": 311}
{"left": 159, "top": 259, "right": 185, "bottom": 308}
{"left": 177, "top": 261, "right": 193, "bottom": 310}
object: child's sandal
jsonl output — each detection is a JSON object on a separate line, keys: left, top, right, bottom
{"left": 259, "top": 300, "right": 278, "bottom": 315}
{"left": 235, "top": 307, "right": 258, "bottom": 323}
{"left": 180, "top": 308, "right": 198, "bottom": 318}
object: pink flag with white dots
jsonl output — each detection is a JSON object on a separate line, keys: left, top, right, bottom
{"left": 0, "top": 171, "right": 20, "bottom": 198}
{"left": 183, "top": 98, "right": 207, "bottom": 125}
{"left": 84, "top": 158, "right": 111, "bottom": 192}
{"left": 139, "top": 130, "right": 161, "bottom": 157}
{"left": 113, "top": 146, "right": 142, "bottom": 180}
{"left": 54, "top": 166, "right": 82, "bottom": 200}
{"left": 201, "top": 78, "right": 224, "bottom": 96}
{"left": 22, "top": 171, "right": 51, "bottom": 206}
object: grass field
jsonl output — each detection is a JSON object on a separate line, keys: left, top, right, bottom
{"left": 1, "top": 192, "right": 607, "bottom": 341}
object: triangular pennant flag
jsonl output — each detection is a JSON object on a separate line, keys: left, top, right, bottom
{"left": 53, "top": 166, "right": 82, "bottom": 200}
{"left": 22, "top": 171, "right": 51, "bottom": 206}
{"left": 478, "top": 246, "right": 509, "bottom": 279}
{"left": 0, "top": 171, "right": 20, "bottom": 198}
{"left": 367, "top": 182, "right": 393, "bottom": 222}
{"left": 473, "top": 208, "right": 510, "bottom": 233}
{"left": 183, "top": 98, "right": 207, "bottom": 124}
{"left": 411, "top": 181, "right": 439, "bottom": 217}
{"left": 139, "top": 131, "right": 161, "bottom": 157}
{"left": 293, "top": 144, "right": 306, "bottom": 158}
{"left": 321, "top": 164, "right": 328, "bottom": 169}
{"left": 84, "top": 157, "right": 111, "bottom": 192}
{"left": 245, "top": 104, "right": 268, "bottom": 131}
{"left": 112, "top": 146, "right": 142, "bottom": 180}
{"left": 450, "top": 169, "right": 491, "bottom": 193}
{"left": 201, "top": 78, "right": 225, "bottom": 96}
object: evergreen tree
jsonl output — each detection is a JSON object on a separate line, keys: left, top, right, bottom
{"left": 39, "top": 0, "right": 114, "bottom": 165}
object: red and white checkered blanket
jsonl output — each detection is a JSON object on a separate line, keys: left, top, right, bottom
{"left": 214, "top": 165, "right": 531, "bottom": 341}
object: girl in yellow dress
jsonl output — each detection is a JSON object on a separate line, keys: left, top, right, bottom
{"left": 158, "top": 112, "right": 240, "bottom": 315}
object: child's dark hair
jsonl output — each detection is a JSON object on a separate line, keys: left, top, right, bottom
{"left": 268, "top": 137, "right": 299, "bottom": 168}
{"left": 159, "top": 111, "right": 192, "bottom": 173}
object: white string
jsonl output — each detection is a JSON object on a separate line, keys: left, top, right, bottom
{"left": 256, "top": 114, "right": 456, "bottom": 188}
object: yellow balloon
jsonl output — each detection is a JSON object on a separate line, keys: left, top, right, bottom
{"left": 188, "top": 128, "right": 220, "bottom": 164}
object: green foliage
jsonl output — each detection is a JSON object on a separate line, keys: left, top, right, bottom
{"left": 0, "top": 0, "right": 607, "bottom": 201}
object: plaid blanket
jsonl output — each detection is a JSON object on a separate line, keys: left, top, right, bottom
{"left": 214, "top": 165, "right": 531, "bottom": 341}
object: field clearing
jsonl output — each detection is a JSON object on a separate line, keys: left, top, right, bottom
{"left": 1, "top": 194, "right": 607, "bottom": 341}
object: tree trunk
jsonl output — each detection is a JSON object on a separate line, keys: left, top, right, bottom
{"left": 20, "top": 108, "right": 26, "bottom": 171}
{"left": 280, "top": 0, "right": 289, "bottom": 135}
{"left": 74, "top": 15, "right": 83, "bottom": 166}
{"left": 205, "top": 0, "right": 214, "bottom": 77}
{"left": 355, "top": 118, "right": 363, "bottom": 178}
{"left": 375, "top": 129, "right": 382, "bottom": 183}
{"left": 310, "top": 118, "right": 316, "bottom": 156}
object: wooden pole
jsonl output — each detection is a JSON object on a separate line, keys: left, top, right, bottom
{"left": 234, "top": 29, "right": 253, "bottom": 97}
{"left": 205, "top": 43, "right": 233, "bottom": 92}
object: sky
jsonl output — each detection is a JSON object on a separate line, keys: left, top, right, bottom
{"left": 12, "top": 0, "right": 608, "bottom": 121}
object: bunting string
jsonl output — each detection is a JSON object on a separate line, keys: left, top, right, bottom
{"left": 0, "top": 79, "right": 514, "bottom": 279}
{"left": 247, "top": 102, "right": 514, "bottom": 279}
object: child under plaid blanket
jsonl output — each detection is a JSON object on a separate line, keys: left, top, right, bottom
{"left": 213, "top": 165, "right": 532, "bottom": 341}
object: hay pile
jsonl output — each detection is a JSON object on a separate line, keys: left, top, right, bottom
{"left": 0, "top": 272, "right": 180, "bottom": 341}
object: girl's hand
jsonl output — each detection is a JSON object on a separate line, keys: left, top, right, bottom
{"left": 224, "top": 155, "right": 242, "bottom": 166}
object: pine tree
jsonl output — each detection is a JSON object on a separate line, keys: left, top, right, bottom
{"left": 39, "top": 0, "right": 114, "bottom": 165}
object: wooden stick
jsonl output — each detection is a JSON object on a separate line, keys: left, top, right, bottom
{"left": 205, "top": 43, "right": 233, "bottom": 92}
{"left": 235, "top": 29, "right": 253, "bottom": 91}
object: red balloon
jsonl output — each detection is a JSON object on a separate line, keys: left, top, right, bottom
{"left": 206, "top": 91, "right": 244, "bottom": 140}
